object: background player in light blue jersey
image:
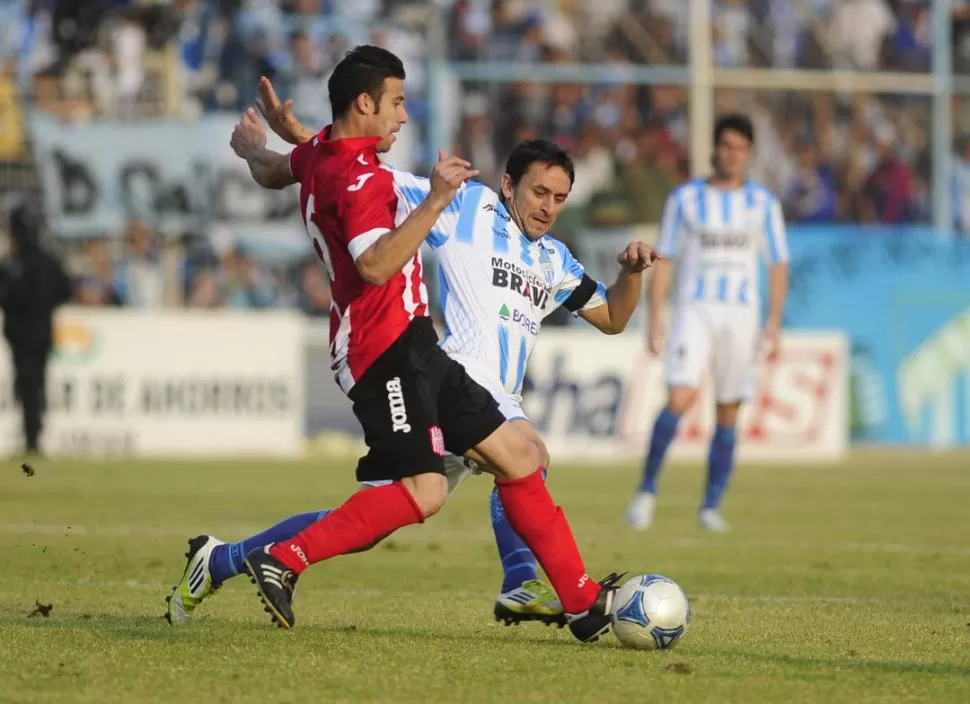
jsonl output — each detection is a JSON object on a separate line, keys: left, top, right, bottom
{"left": 627, "top": 114, "right": 790, "bottom": 533}
{"left": 166, "top": 79, "right": 658, "bottom": 629}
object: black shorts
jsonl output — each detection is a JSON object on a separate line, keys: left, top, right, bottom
{"left": 349, "top": 317, "right": 506, "bottom": 483}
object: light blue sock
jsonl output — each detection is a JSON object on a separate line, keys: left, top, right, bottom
{"left": 703, "top": 426, "right": 737, "bottom": 510}
{"left": 639, "top": 407, "right": 681, "bottom": 493}
{"left": 208, "top": 510, "right": 331, "bottom": 585}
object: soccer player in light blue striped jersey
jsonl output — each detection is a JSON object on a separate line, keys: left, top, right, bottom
{"left": 165, "top": 79, "right": 658, "bottom": 631}
{"left": 627, "top": 114, "right": 790, "bottom": 533}
{"left": 385, "top": 141, "right": 655, "bottom": 624}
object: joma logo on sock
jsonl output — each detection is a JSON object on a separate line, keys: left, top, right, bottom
{"left": 289, "top": 544, "right": 308, "bottom": 566}
{"left": 386, "top": 377, "right": 411, "bottom": 433}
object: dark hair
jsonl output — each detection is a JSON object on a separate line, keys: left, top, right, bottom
{"left": 328, "top": 45, "right": 406, "bottom": 118}
{"left": 714, "top": 113, "right": 755, "bottom": 146}
{"left": 504, "top": 139, "right": 575, "bottom": 189}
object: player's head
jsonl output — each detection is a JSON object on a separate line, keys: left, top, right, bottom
{"left": 711, "top": 113, "right": 754, "bottom": 182}
{"left": 328, "top": 45, "right": 407, "bottom": 152}
{"left": 8, "top": 198, "right": 40, "bottom": 253}
{"left": 501, "top": 139, "right": 574, "bottom": 240}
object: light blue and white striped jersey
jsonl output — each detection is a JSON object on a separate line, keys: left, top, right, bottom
{"left": 656, "top": 178, "right": 789, "bottom": 308}
{"left": 391, "top": 170, "right": 608, "bottom": 396}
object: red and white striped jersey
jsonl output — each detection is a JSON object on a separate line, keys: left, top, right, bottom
{"left": 290, "top": 126, "right": 429, "bottom": 394}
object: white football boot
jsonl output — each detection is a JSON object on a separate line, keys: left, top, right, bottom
{"left": 165, "top": 535, "right": 224, "bottom": 625}
{"left": 698, "top": 508, "right": 730, "bottom": 533}
{"left": 626, "top": 492, "right": 656, "bottom": 531}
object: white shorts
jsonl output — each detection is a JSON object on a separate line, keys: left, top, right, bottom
{"left": 666, "top": 304, "right": 760, "bottom": 403}
{"left": 361, "top": 363, "right": 527, "bottom": 494}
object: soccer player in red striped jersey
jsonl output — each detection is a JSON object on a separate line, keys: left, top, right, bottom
{"left": 171, "top": 45, "right": 624, "bottom": 642}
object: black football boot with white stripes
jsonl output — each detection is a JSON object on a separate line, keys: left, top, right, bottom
{"left": 565, "top": 572, "right": 626, "bottom": 643}
{"left": 243, "top": 546, "right": 300, "bottom": 629}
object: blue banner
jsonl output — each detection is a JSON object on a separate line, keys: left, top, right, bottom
{"left": 781, "top": 227, "right": 970, "bottom": 447}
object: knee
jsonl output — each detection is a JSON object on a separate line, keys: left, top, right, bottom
{"left": 715, "top": 403, "right": 741, "bottom": 428}
{"left": 401, "top": 473, "right": 449, "bottom": 519}
{"left": 667, "top": 388, "right": 698, "bottom": 416}
{"left": 500, "top": 436, "right": 544, "bottom": 479}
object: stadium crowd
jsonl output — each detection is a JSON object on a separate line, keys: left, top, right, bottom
{"left": 0, "top": 0, "right": 969, "bottom": 312}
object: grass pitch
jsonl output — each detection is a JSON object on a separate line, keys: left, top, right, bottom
{"left": 2, "top": 453, "right": 969, "bottom": 703}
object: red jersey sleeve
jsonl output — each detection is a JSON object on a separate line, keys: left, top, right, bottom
{"left": 288, "top": 140, "right": 315, "bottom": 183}
{"left": 341, "top": 166, "right": 397, "bottom": 262}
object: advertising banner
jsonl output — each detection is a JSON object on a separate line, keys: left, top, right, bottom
{"left": 522, "top": 329, "right": 849, "bottom": 462}
{"left": 0, "top": 308, "right": 305, "bottom": 457}
{"left": 783, "top": 229, "right": 970, "bottom": 448}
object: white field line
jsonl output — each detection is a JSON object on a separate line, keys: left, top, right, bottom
{"left": 2, "top": 523, "right": 969, "bottom": 557}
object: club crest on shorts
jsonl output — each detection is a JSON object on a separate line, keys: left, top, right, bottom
{"left": 429, "top": 425, "right": 446, "bottom": 457}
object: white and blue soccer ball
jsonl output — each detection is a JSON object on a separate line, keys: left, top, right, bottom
{"left": 611, "top": 574, "right": 691, "bottom": 650}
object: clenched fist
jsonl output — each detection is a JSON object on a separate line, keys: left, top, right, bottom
{"left": 230, "top": 108, "right": 267, "bottom": 159}
{"left": 617, "top": 241, "right": 660, "bottom": 273}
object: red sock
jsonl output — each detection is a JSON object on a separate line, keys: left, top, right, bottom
{"left": 495, "top": 468, "right": 601, "bottom": 614}
{"left": 270, "top": 482, "right": 424, "bottom": 573}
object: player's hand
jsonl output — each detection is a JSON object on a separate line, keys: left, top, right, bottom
{"left": 256, "top": 76, "right": 313, "bottom": 145}
{"left": 429, "top": 149, "right": 478, "bottom": 210}
{"left": 648, "top": 317, "right": 664, "bottom": 357}
{"left": 761, "top": 321, "right": 781, "bottom": 363}
{"left": 230, "top": 108, "right": 267, "bottom": 159}
{"left": 617, "top": 241, "right": 660, "bottom": 273}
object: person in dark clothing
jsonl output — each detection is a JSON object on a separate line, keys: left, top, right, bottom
{"left": 0, "top": 201, "right": 73, "bottom": 454}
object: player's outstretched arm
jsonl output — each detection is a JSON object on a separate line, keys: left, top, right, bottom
{"left": 256, "top": 76, "right": 316, "bottom": 146}
{"left": 354, "top": 150, "right": 477, "bottom": 286}
{"left": 579, "top": 241, "right": 659, "bottom": 335}
{"left": 230, "top": 108, "right": 296, "bottom": 190}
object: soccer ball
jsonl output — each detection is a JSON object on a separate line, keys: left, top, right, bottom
{"left": 611, "top": 574, "right": 691, "bottom": 650}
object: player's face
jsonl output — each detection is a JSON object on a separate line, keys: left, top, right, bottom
{"left": 371, "top": 78, "right": 408, "bottom": 153}
{"left": 713, "top": 129, "right": 752, "bottom": 181}
{"left": 502, "top": 162, "right": 571, "bottom": 239}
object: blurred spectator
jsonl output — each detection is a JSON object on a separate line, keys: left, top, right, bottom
{"left": 280, "top": 30, "right": 330, "bottom": 128}
{"left": 783, "top": 141, "right": 838, "bottom": 223}
{"left": 567, "top": 122, "right": 614, "bottom": 211}
{"left": 830, "top": 0, "right": 895, "bottom": 70}
{"left": 297, "top": 258, "right": 331, "bottom": 317}
{"left": 76, "top": 239, "right": 122, "bottom": 306}
{"left": 858, "top": 123, "right": 916, "bottom": 224}
{"left": 0, "top": 65, "right": 26, "bottom": 161}
{"left": 114, "top": 221, "right": 164, "bottom": 308}
{"left": 221, "top": 245, "right": 276, "bottom": 309}
{"left": 617, "top": 123, "right": 685, "bottom": 224}
{"left": 454, "top": 92, "right": 500, "bottom": 188}
{"left": 952, "top": 136, "right": 970, "bottom": 235}
{"left": 188, "top": 268, "right": 225, "bottom": 308}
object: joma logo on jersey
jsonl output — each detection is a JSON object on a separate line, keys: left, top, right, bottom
{"left": 700, "top": 232, "right": 748, "bottom": 249}
{"left": 492, "top": 265, "right": 550, "bottom": 309}
{"left": 385, "top": 377, "right": 411, "bottom": 433}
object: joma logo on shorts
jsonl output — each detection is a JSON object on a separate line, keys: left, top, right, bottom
{"left": 386, "top": 377, "right": 411, "bottom": 433}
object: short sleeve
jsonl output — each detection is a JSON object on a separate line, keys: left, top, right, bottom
{"left": 551, "top": 243, "right": 608, "bottom": 315}
{"left": 288, "top": 141, "right": 314, "bottom": 183}
{"left": 762, "top": 194, "right": 789, "bottom": 264}
{"left": 342, "top": 167, "right": 396, "bottom": 261}
{"left": 655, "top": 191, "right": 683, "bottom": 258}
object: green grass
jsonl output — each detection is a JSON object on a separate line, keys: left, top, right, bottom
{"left": 2, "top": 453, "right": 969, "bottom": 703}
